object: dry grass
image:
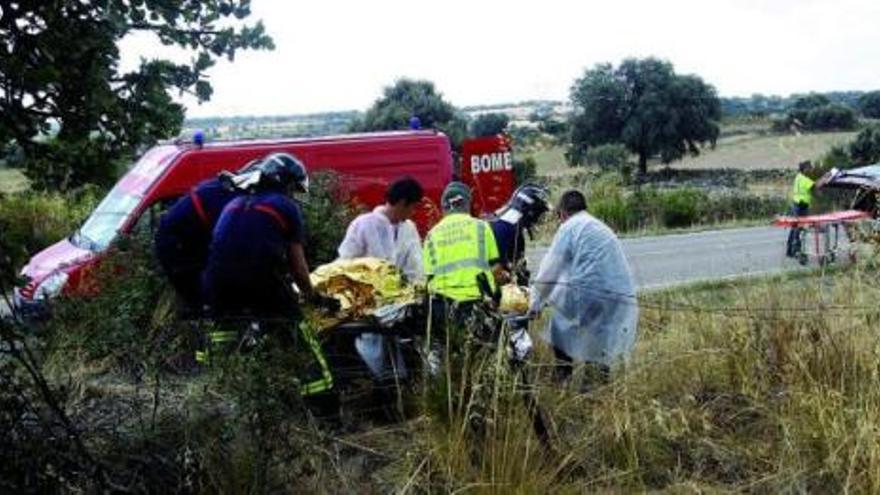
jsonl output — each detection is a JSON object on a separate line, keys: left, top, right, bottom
{"left": 16, "top": 252, "right": 880, "bottom": 491}
{"left": 674, "top": 131, "right": 857, "bottom": 170}
{"left": 360, "top": 267, "right": 880, "bottom": 492}
{"left": 525, "top": 131, "right": 857, "bottom": 177}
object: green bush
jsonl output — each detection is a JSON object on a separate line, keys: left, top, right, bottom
{"left": 513, "top": 156, "right": 537, "bottom": 185}
{"left": 41, "top": 233, "right": 169, "bottom": 373}
{"left": 804, "top": 104, "right": 858, "bottom": 131}
{"left": 299, "top": 171, "right": 361, "bottom": 267}
{"left": 657, "top": 188, "right": 705, "bottom": 228}
{"left": 573, "top": 173, "right": 787, "bottom": 233}
{"left": 820, "top": 145, "right": 853, "bottom": 170}
{"left": 849, "top": 125, "right": 880, "bottom": 166}
{"left": 469, "top": 113, "right": 509, "bottom": 138}
{"left": 0, "top": 189, "right": 99, "bottom": 288}
{"left": 585, "top": 143, "right": 630, "bottom": 171}
{"left": 590, "top": 193, "right": 637, "bottom": 232}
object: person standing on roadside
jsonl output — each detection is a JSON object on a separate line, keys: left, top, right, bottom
{"left": 528, "top": 190, "right": 638, "bottom": 387}
{"left": 786, "top": 160, "right": 816, "bottom": 258}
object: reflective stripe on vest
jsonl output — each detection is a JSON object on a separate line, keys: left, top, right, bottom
{"left": 225, "top": 201, "right": 290, "bottom": 234}
{"left": 190, "top": 190, "right": 211, "bottom": 229}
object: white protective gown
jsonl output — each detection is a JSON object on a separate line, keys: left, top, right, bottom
{"left": 529, "top": 211, "right": 638, "bottom": 367}
{"left": 337, "top": 206, "right": 424, "bottom": 378}
{"left": 337, "top": 206, "right": 424, "bottom": 282}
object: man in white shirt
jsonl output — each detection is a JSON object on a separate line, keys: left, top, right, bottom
{"left": 337, "top": 176, "right": 425, "bottom": 379}
{"left": 338, "top": 176, "right": 425, "bottom": 282}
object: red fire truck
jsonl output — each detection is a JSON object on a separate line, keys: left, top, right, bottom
{"left": 14, "top": 130, "right": 515, "bottom": 313}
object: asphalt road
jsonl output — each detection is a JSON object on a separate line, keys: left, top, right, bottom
{"left": 528, "top": 225, "right": 817, "bottom": 290}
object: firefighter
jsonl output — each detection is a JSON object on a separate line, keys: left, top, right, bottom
{"left": 200, "top": 152, "right": 333, "bottom": 395}
{"left": 423, "top": 181, "right": 502, "bottom": 333}
{"left": 490, "top": 184, "right": 551, "bottom": 284}
{"left": 154, "top": 173, "right": 243, "bottom": 312}
{"left": 202, "top": 152, "right": 315, "bottom": 317}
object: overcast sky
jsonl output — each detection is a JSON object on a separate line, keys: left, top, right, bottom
{"left": 118, "top": 0, "right": 880, "bottom": 118}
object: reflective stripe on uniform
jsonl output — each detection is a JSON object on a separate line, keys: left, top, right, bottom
{"left": 190, "top": 190, "right": 211, "bottom": 228}
{"left": 431, "top": 257, "right": 490, "bottom": 275}
{"left": 298, "top": 323, "right": 334, "bottom": 396}
{"left": 426, "top": 236, "right": 438, "bottom": 269}
{"left": 195, "top": 350, "right": 208, "bottom": 364}
{"left": 477, "top": 222, "right": 487, "bottom": 261}
{"left": 208, "top": 330, "right": 238, "bottom": 344}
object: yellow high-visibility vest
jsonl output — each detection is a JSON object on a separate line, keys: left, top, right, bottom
{"left": 792, "top": 172, "right": 815, "bottom": 205}
{"left": 423, "top": 213, "right": 499, "bottom": 302}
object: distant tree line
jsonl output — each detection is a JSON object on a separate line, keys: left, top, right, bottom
{"left": 720, "top": 91, "right": 867, "bottom": 117}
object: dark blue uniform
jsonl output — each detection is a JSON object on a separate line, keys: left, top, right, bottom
{"left": 155, "top": 178, "right": 239, "bottom": 308}
{"left": 490, "top": 219, "right": 525, "bottom": 267}
{"left": 202, "top": 192, "right": 306, "bottom": 317}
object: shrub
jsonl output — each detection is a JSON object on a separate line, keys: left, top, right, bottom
{"left": 820, "top": 145, "right": 853, "bottom": 170}
{"left": 585, "top": 143, "right": 630, "bottom": 171}
{"left": 469, "top": 113, "right": 509, "bottom": 138}
{"left": 513, "top": 156, "right": 537, "bottom": 185}
{"left": 657, "top": 188, "right": 705, "bottom": 228}
{"left": 858, "top": 90, "right": 880, "bottom": 118}
{"left": 590, "top": 193, "right": 637, "bottom": 232}
{"left": 0, "top": 189, "right": 99, "bottom": 288}
{"left": 804, "top": 104, "right": 857, "bottom": 131}
{"left": 299, "top": 170, "right": 361, "bottom": 267}
{"left": 40, "top": 233, "right": 169, "bottom": 374}
{"left": 849, "top": 125, "right": 880, "bottom": 166}
{"left": 571, "top": 174, "right": 787, "bottom": 234}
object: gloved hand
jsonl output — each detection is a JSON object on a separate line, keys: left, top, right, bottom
{"left": 310, "top": 294, "right": 341, "bottom": 312}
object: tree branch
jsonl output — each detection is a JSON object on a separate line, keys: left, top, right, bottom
{"left": 126, "top": 22, "right": 220, "bottom": 36}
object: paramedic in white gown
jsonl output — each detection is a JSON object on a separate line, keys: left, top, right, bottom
{"left": 337, "top": 177, "right": 425, "bottom": 378}
{"left": 529, "top": 189, "right": 638, "bottom": 380}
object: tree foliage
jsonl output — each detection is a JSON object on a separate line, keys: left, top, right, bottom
{"left": 849, "top": 126, "right": 880, "bottom": 166}
{"left": 568, "top": 58, "right": 721, "bottom": 175}
{"left": 0, "top": 1, "right": 274, "bottom": 191}
{"left": 584, "top": 143, "right": 630, "bottom": 171}
{"left": 351, "top": 79, "right": 467, "bottom": 147}
{"left": 858, "top": 91, "right": 880, "bottom": 119}
{"left": 469, "top": 113, "right": 509, "bottom": 138}
{"left": 775, "top": 94, "right": 858, "bottom": 132}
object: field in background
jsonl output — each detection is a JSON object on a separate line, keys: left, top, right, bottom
{"left": 673, "top": 130, "right": 857, "bottom": 169}
{"left": 524, "top": 131, "right": 857, "bottom": 177}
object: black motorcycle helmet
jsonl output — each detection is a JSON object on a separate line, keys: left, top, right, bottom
{"left": 497, "top": 184, "right": 550, "bottom": 229}
{"left": 255, "top": 152, "right": 309, "bottom": 194}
